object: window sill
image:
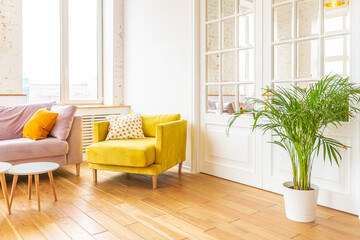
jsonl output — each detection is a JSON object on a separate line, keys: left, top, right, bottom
{"left": 77, "top": 105, "right": 130, "bottom": 109}
{"left": 0, "top": 94, "right": 27, "bottom": 96}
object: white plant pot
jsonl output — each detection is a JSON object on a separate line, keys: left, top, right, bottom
{"left": 282, "top": 181, "right": 319, "bottom": 222}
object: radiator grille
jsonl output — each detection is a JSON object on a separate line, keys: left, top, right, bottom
{"left": 82, "top": 114, "right": 112, "bottom": 153}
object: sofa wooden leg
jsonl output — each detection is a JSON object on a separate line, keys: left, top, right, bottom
{"left": 178, "top": 162, "right": 183, "bottom": 174}
{"left": 152, "top": 175, "right": 157, "bottom": 189}
{"left": 76, "top": 164, "right": 80, "bottom": 176}
{"left": 92, "top": 169, "right": 97, "bottom": 184}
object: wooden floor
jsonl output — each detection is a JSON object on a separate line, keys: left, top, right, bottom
{"left": 0, "top": 163, "right": 359, "bottom": 240}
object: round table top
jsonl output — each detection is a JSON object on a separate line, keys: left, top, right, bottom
{"left": 7, "top": 162, "right": 59, "bottom": 175}
{"left": 0, "top": 162, "right": 12, "bottom": 174}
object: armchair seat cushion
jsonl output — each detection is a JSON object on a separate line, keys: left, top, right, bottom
{"left": 86, "top": 137, "right": 156, "bottom": 167}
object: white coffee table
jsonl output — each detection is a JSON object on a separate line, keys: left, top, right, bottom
{"left": 0, "top": 162, "right": 12, "bottom": 214}
{"left": 8, "top": 162, "right": 59, "bottom": 211}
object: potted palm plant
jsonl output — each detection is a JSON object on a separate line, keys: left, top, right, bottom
{"left": 226, "top": 75, "right": 360, "bottom": 222}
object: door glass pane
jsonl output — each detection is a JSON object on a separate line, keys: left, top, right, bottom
{"left": 222, "top": 0, "right": 235, "bottom": 17}
{"left": 324, "top": 4, "right": 350, "bottom": 33}
{"left": 239, "top": 84, "right": 254, "bottom": 97}
{"left": 324, "top": 61, "right": 344, "bottom": 76}
{"left": 274, "top": 4, "right": 293, "bottom": 41}
{"left": 239, "top": 49, "right": 254, "bottom": 82}
{"left": 325, "top": 36, "right": 344, "bottom": 57}
{"left": 273, "top": 82, "right": 293, "bottom": 89}
{"left": 296, "top": 81, "right": 314, "bottom": 90}
{"left": 207, "top": 85, "right": 220, "bottom": 114}
{"left": 274, "top": 44, "right": 293, "bottom": 80}
{"left": 207, "top": 22, "right": 219, "bottom": 52}
{"left": 273, "top": 0, "right": 288, "bottom": 4}
{"left": 239, "top": 84, "right": 254, "bottom": 109}
{"left": 222, "top": 18, "right": 236, "bottom": 49}
{"left": 239, "top": 14, "right": 254, "bottom": 47}
{"left": 239, "top": 0, "right": 254, "bottom": 13}
{"left": 297, "top": 0, "right": 319, "bottom": 38}
{"left": 22, "top": 0, "right": 60, "bottom": 103}
{"left": 222, "top": 85, "right": 236, "bottom": 114}
{"left": 324, "top": 35, "right": 349, "bottom": 76}
{"left": 207, "top": 54, "right": 220, "bottom": 83}
{"left": 297, "top": 40, "right": 319, "bottom": 78}
{"left": 222, "top": 51, "right": 236, "bottom": 82}
{"left": 207, "top": 0, "right": 219, "bottom": 21}
{"left": 69, "top": 0, "right": 98, "bottom": 100}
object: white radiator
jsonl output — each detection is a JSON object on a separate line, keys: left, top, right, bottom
{"left": 76, "top": 106, "right": 131, "bottom": 155}
{"left": 82, "top": 114, "right": 112, "bottom": 153}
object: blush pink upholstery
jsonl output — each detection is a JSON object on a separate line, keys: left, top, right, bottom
{"left": 8, "top": 155, "right": 66, "bottom": 166}
{"left": 66, "top": 116, "right": 83, "bottom": 165}
{"left": 0, "top": 102, "right": 55, "bottom": 140}
{"left": 0, "top": 137, "right": 68, "bottom": 161}
{"left": 50, "top": 105, "right": 78, "bottom": 141}
{"left": 0, "top": 103, "right": 82, "bottom": 170}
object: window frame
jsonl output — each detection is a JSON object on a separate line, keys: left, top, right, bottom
{"left": 40, "top": 0, "right": 104, "bottom": 105}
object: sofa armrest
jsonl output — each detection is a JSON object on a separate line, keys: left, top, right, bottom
{"left": 66, "top": 116, "right": 83, "bottom": 165}
{"left": 93, "top": 121, "right": 110, "bottom": 143}
{"left": 155, "top": 120, "right": 187, "bottom": 172}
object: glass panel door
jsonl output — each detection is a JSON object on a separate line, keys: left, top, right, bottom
{"left": 205, "top": 0, "right": 255, "bottom": 115}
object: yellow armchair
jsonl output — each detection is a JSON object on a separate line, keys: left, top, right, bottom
{"left": 86, "top": 114, "right": 187, "bottom": 188}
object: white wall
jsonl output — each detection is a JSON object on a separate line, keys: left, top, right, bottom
{"left": 124, "top": 0, "right": 194, "bottom": 169}
{"left": 103, "top": 0, "right": 125, "bottom": 106}
{"left": 0, "top": 0, "right": 22, "bottom": 93}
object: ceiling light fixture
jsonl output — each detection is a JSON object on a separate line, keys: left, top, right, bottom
{"left": 324, "top": 0, "right": 346, "bottom": 7}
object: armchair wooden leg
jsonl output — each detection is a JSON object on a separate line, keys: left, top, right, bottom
{"left": 76, "top": 164, "right": 80, "bottom": 176}
{"left": 152, "top": 175, "right": 157, "bottom": 189}
{"left": 92, "top": 169, "right": 97, "bottom": 184}
{"left": 178, "top": 162, "right": 183, "bottom": 174}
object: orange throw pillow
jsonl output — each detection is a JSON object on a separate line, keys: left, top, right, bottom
{"left": 23, "top": 108, "right": 59, "bottom": 140}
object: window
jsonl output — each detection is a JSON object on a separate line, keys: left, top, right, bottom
{"left": 271, "top": 0, "right": 350, "bottom": 89}
{"left": 22, "top": 0, "right": 103, "bottom": 104}
{"left": 206, "top": 0, "right": 255, "bottom": 114}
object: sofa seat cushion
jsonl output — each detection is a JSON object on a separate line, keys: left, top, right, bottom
{"left": 86, "top": 137, "right": 156, "bottom": 167}
{"left": 0, "top": 137, "right": 68, "bottom": 162}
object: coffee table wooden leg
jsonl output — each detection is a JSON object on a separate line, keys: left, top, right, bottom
{"left": 34, "top": 174, "right": 40, "bottom": 211}
{"left": 9, "top": 175, "right": 18, "bottom": 208}
{"left": 28, "top": 175, "right": 32, "bottom": 200}
{"left": 48, "top": 171, "right": 57, "bottom": 201}
{"left": 0, "top": 174, "right": 11, "bottom": 215}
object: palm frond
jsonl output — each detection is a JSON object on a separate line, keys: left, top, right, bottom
{"left": 226, "top": 75, "right": 360, "bottom": 190}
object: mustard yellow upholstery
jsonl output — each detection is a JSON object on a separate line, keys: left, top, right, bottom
{"left": 141, "top": 114, "right": 181, "bottom": 137}
{"left": 87, "top": 162, "right": 163, "bottom": 175}
{"left": 86, "top": 114, "right": 187, "bottom": 178}
{"left": 86, "top": 137, "right": 156, "bottom": 167}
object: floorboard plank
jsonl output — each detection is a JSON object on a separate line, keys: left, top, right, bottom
{"left": 0, "top": 163, "right": 358, "bottom": 240}
{"left": 54, "top": 200, "right": 106, "bottom": 235}
{"left": 53, "top": 217, "right": 96, "bottom": 240}
{"left": 86, "top": 210, "right": 143, "bottom": 240}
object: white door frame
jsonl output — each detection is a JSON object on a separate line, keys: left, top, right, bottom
{"left": 191, "top": 0, "right": 201, "bottom": 173}
{"left": 193, "top": 0, "right": 360, "bottom": 217}
{"left": 352, "top": 0, "right": 360, "bottom": 219}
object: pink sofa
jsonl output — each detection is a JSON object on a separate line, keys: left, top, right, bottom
{"left": 0, "top": 102, "right": 83, "bottom": 175}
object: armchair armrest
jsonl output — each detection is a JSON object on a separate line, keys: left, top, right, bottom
{"left": 155, "top": 120, "right": 187, "bottom": 172}
{"left": 93, "top": 121, "right": 110, "bottom": 143}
